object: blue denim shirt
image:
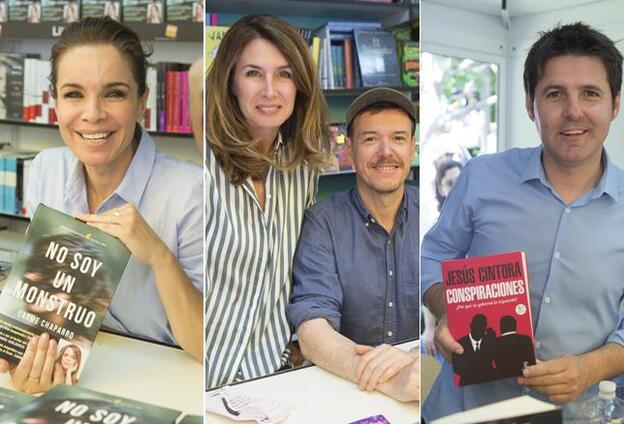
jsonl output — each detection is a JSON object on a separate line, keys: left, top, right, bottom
{"left": 288, "top": 186, "right": 419, "bottom": 346}
{"left": 422, "top": 146, "right": 624, "bottom": 421}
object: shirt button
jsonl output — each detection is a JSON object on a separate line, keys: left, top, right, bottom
{"left": 523, "top": 387, "right": 530, "bottom": 394}
{"left": 389, "top": 270, "right": 393, "bottom": 277}
{"left": 565, "top": 207, "right": 571, "bottom": 213}
{"left": 267, "top": 193, "right": 272, "bottom": 199}
{"left": 544, "top": 296, "right": 551, "bottom": 304}
{"left": 371, "top": 218, "right": 376, "bottom": 224}
{"left": 387, "top": 240, "right": 391, "bottom": 245}
{"left": 535, "top": 340, "right": 541, "bottom": 349}
{"left": 388, "top": 301, "right": 393, "bottom": 307}
{"left": 554, "top": 252, "right": 561, "bottom": 259}
{"left": 387, "top": 331, "right": 393, "bottom": 337}
{"left": 365, "top": 222, "right": 369, "bottom": 227}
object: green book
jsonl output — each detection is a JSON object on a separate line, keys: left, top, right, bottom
{"left": 2, "top": 384, "right": 181, "bottom": 423}
{"left": 0, "top": 387, "right": 34, "bottom": 416}
{"left": 0, "top": 204, "right": 130, "bottom": 384}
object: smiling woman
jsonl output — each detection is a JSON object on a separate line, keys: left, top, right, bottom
{"left": 205, "top": 14, "right": 330, "bottom": 388}
{"left": 0, "top": 17, "right": 203, "bottom": 394}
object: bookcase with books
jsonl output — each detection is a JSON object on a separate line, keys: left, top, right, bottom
{"left": 206, "top": 0, "right": 419, "bottom": 200}
{"left": 0, "top": 10, "right": 202, "bottom": 256}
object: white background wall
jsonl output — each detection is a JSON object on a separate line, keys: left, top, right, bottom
{"left": 422, "top": 0, "right": 624, "bottom": 166}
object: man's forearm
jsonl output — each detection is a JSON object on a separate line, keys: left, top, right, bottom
{"left": 581, "top": 343, "right": 624, "bottom": 386}
{"left": 424, "top": 282, "right": 445, "bottom": 320}
{"left": 298, "top": 318, "right": 360, "bottom": 382}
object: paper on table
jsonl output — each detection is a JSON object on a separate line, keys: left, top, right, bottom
{"left": 205, "top": 386, "right": 293, "bottom": 424}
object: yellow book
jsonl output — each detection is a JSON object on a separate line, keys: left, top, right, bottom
{"left": 205, "top": 26, "right": 229, "bottom": 71}
{"left": 311, "top": 36, "right": 321, "bottom": 67}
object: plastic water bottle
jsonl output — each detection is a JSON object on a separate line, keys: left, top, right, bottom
{"left": 581, "top": 380, "right": 624, "bottom": 423}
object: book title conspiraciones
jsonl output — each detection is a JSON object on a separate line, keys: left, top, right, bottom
{"left": 445, "top": 262, "right": 525, "bottom": 304}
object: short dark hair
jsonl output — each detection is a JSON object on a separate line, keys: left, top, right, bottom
{"left": 500, "top": 315, "right": 517, "bottom": 333}
{"left": 49, "top": 17, "right": 152, "bottom": 99}
{"left": 347, "top": 102, "right": 416, "bottom": 139}
{"left": 524, "top": 22, "right": 623, "bottom": 103}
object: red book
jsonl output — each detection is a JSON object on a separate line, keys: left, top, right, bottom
{"left": 344, "top": 39, "right": 354, "bottom": 89}
{"left": 442, "top": 251, "right": 536, "bottom": 386}
{"left": 166, "top": 71, "right": 175, "bottom": 132}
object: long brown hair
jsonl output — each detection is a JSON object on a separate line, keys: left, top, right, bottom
{"left": 56, "top": 344, "right": 82, "bottom": 385}
{"left": 206, "top": 14, "right": 329, "bottom": 184}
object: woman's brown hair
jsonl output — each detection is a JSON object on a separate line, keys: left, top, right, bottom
{"left": 49, "top": 16, "right": 152, "bottom": 99}
{"left": 206, "top": 14, "right": 329, "bottom": 184}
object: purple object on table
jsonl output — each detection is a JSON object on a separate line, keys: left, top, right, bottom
{"left": 349, "top": 415, "right": 391, "bottom": 424}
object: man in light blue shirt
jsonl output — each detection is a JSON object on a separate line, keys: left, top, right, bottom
{"left": 422, "top": 22, "right": 624, "bottom": 421}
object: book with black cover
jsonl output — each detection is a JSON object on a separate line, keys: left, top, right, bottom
{"left": 353, "top": 29, "right": 402, "bottom": 87}
{"left": 0, "top": 204, "right": 130, "bottom": 384}
{"left": 442, "top": 251, "right": 536, "bottom": 386}
{"left": 2, "top": 384, "right": 182, "bottom": 423}
{"left": 430, "top": 395, "right": 562, "bottom": 424}
{"left": 0, "top": 387, "right": 34, "bottom": 415}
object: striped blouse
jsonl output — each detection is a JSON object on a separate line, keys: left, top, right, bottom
{"left": 205, "top": 136, "right": 317, "bottom": 388}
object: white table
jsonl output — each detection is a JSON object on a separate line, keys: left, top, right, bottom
{"left": 0, "top": 330, "right": 203, "bottom": 416}
{"left": 206, "top": 341, "right": 420, "bottom": 424}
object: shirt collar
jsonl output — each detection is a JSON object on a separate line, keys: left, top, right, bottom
{"left": 64, "top": 129, "right": 156, "bottom": 209}
{"left": 519, "top": 145, "right": 618, "bottom": 201}
{"left": 350, "top": 186, "right": 410, "bottom": 229}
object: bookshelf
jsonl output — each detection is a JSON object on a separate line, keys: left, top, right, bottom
{"left": 207, "top": 0, "right": 419, "bottom": 198}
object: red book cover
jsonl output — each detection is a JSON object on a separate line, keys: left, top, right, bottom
{"left": 442, "top": 251, "right": 536, "bottom": 386}
{"left": 344, "top": 39, "right": 354, "bottom": 89}
{"left": 166, "top": 71, "right": 174, "bottom": 132}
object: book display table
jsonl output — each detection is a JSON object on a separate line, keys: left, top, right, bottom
{"left": 0, "top": 330, "right": 203, "bottom": 416}
{"left": 206, "top": 340, "right": 420, "bottom": 423}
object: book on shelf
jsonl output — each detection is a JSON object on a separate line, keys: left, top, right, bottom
{"left": 3, "top": 384, "right": 182, "bottom": 423}
{"left": 353, "top": 29, "right": 402, "bottom": 87}
{"left": 0, "top": 204, "right": 130, "bottom": 386}
{"left": 81, "top": 0, "right": 121, "bottom": 21}
{"left": 121, "top": 0, "right": 162, "bottom": 23}
{"left": 41, "top": 0, "right": 79, "bottom": 23}
{"left": 0, "top": 52, "right": 35, "bottom": 122}
{"left": 442, "top": 251, "right": 536, "bottom": 387}
{"left": 165, "top": 0, "right": 202, "bottom": 22}
{"left": 0, "top": 386, "right": 34, "bottom": 415}
{"left": 326, "top": 123, "right": 354, "bottom": 174}
{"left": 0, "top": 151, "right": 36, "bottom": 217}
{"left": 312, "top": 21, "right": 382, "bottom": 90}
{"left": 205, "top": 25, "right": 228, "bottom": 71}
{"left": 400, "top": 40, "right": 418, "bottom": 88}
{"left": 8, "top": 0, "right": 40, "bottom": 22}
{"left": 430, "top": 395, "right": 561, "bottom": 424}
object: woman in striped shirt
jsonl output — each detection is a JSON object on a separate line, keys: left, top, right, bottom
{"left": 205, "top": 14, "right": 329, "bottom": 388}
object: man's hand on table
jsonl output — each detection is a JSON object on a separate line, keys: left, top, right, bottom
{"left": 354, "top": 344, "right": 414, "bottom": 392}
{"left": 376, "top": 353, "right": 420, "bottom": 402}
{"left": 518, "top": 355, "right": 591, "bottom": 403}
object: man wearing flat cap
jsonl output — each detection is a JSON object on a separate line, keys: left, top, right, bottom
{"left": 287, "top": 87, "right": 419, "bottom": 402}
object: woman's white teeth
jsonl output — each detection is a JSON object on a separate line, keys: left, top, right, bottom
{"left": 563, "top": 130, "right": 584, "bottom": 135}
{"left": 82, "top": 132, "right": 109, "bottom": 140}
